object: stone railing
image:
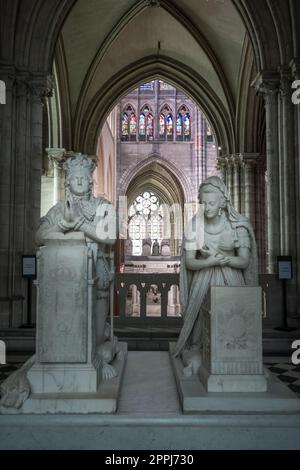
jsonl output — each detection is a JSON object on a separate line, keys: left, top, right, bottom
{"left": 114, "top": 273, "right": 181, "bottom": 322}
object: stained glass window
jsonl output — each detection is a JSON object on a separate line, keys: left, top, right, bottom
{"left": 166, "top": 114, "right": 173, "bottom": 139}
{"left": 159, "top": 81, "right": 174, "bottom": 91}
{"left": 140, "top": 82, "right": 155, "bottom": 91}
{"left": 206, "top": 124, "right": 213, "bottom": 142}
{"left": 176, "top": 114, "right": 183, "bottom": 139}
{"left": 121, "top": 113, "right": 129, "bottom": 140}
{"left": 128, "top": 192, "right": 163, "bottom": 256}
{"left": 139, "top": 114, "right": 146, "bottom": 137}
{"left": 184, "top": 113, "right": 191, "bottom": 139}
{"left": 159, "top": 114, "right": 166, "bottom": 137}
{"left": 139, "top": 106, "right": 154, "bottom": 140}
{"left": 129, "top": 113, "right": 137, "bottom": 138}
{"left": 147, "top": 113, "right": 154, "bottom": 138}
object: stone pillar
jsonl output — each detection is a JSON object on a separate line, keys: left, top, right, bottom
{"left": 277, "top": 68, "right": 297, "bottom": 315}
{"left": 255, "top": 156, "right": 267, "bottom": 273}
{"left": 132, "top": 285, "right": 139, "bottom": 315}
{"left": 224, "top": 156, "right": 234, "bottom": 203}
{"left": 242, "top": 155, "right": 258, "bottom": 227}
{"left": 175, "top": 286, "right": 181, "bottom": 316}
{"left": 254, "top": 75, "right": 280, "bottom": 274}
{"left": 279, "top": 68, "right": 296, "bottom": 258}
{"left": 46, "top": 148, "right": 66, "bottom": 205}
{"left": 233, "top": 154, "right": 242, "bottom": 212}
{"left": 216, "top": 156, "right": 227, "bottom": 183}
{"left": 0, "top": 68, "right": 53, "bottom": 327}
{"left": 291, "top": 60, "right": 300, "bottom": 318}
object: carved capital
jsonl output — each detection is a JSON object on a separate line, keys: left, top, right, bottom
{"left": 290, "top": 59, "right": 300, "bottom": 80}
{"left": 46, "top": 148, "right": 67, "bottom": 171}
{"left": 232, "top": 154, "right": 244, "bottom": 167}
{"left": 223, "top": 154, "right": 237, "bottom": 168}
{"left": 29, "top": 74, "right": 55, "bottom": 102}
{"left": 252, "top": 72, "right": 279, "bottom": 106}
{"left": 240, "top": 153, "right": 260, "bottom": 169}
{"left": 216, "top": 156, "right": 226, "bottom": 172}
{"left": 13, "top": 73, "right": 54, "bottom": 103}
{"left": 279, "top": 67, "right": 292, "bottom": 98}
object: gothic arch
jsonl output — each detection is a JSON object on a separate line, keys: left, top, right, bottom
{"left": 2, "top": 1, "right": 293, "bottom": 76}
{"left": 74, "top": 55, "right": 234, "bottom": 156}
{"left": 118, "top": 153, "right": 194, "bottom": 204}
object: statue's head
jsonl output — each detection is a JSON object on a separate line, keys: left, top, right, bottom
{"left": 198, "top": 176, "right": 229, "bottom": 220}
{"left": 64, "top": 154, "right": 96, "bottom": 197}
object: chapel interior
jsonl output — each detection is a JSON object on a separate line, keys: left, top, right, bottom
{"left": 0, "top": 0, "right": 300, "bottom": 450}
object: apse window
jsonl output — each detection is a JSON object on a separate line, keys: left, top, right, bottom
{"left": 121, "top": 105, "right": 137, "bottom": 141}
{"left": 206, "top": 124, "right": 214, "bottom": 142}
{"left": 128, "top": 191, "right": 163, "bottom": 256}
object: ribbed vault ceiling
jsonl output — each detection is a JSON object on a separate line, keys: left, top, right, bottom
{"left": 59, "top": 0, "right": 247, "bottom": 125}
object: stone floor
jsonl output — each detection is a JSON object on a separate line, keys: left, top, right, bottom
{"left": 118, "top": 351, "right": 180, "bottom": 414}
{"left": 266, "top": 363, "right": 300, "bottom": 396}
{"left": 1, "top": 354, "right": 300, "bottom": 403}
{"left": 1, "top": 353, "right": 300, "bottom": 450}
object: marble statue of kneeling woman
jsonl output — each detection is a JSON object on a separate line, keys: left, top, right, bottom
{"left": 173, "top": 176, "right": 258, "bottom": 376}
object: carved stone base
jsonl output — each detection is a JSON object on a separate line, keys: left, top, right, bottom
{"left": 0, "top": 343, "right": 127, "bottom": 415}
{"left": 27, "top": 361, "right": 101, "bottom": 394}
{"left": 199, "top": 367, "right": 267, "bottom": 393}
{"left": 170, "top": 343, "right": 300, "bottom": 413}
{"left": 200, "top": 286, "right": 267, "bottom": 392}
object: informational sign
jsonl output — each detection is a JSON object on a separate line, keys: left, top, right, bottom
{"left": 277, "top": 256, "right": 293, "bottom": 280}
{"left": 22, "top": 255, "right": 37, "bottom": 279}
{"left": 0, "top": 340, "right": 6, "bottom": 365}
{"left": 0, "top": 80, "right": 6, "bottom": 105}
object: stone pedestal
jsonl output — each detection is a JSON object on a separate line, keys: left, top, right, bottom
{"left": 170, "top": 287, "right": 300, "bottom": 413}
{"left": 27, "top": 233, "right": 100, "bottom": 394}
{"left": 1, "top": 233, "right": 127, "bottom": 414}
{"left": 199, "top": 286, "right": 267, "bottom": 393}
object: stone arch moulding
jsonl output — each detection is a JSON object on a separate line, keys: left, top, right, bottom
{"left": 74, "top": 55, "right": 235, "bottom": 156}
{"left": 118, "top": 153, "right": 194, "bottom": 204}
{"left": 6, "top": 0, "right": 285, "bottom": 79}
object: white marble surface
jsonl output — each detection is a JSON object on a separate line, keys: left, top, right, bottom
{"left": 118, "top": 351, "right": 180, "bottom": 414}
{"left": 27, "top": 363, "right": 100, "bottom": 394}
{"left": 37, "top": 233, "right": 89, "bottom": 364}
{"left": 170, "top": 343, "right": 300, "bottom": 413}
{"left": 200, "top": 286, "right": 267, "bottom": 392}
{"left": 1, "top": 343, "right": 127, "bottom": 415}
{"left": 0, "top": 351, "right": 300, "bottom": 449}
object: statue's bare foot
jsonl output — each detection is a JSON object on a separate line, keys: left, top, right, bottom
{"left": 182, "top": 348, "right": 202, "bottom": 376}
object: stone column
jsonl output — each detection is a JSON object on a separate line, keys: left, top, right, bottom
{"left": 175, "top": 286, "right": 181, "bottom": 316}
{"left": 279, "top": 68, "right": 296, "bottom": 258}
{"left": 254, "top": 75, "right": 280, "bottom": 274}
{"left": 46, "top": 148, "right": 66, "bottom": 205}
{"left": 278, "top": 68, "right": 297, "bottom": 315}
{"left": 0, "top": 67, "right": 16, "bottom": 327}
{"left": 255, "top": 155, "right": 267, "bottom": 273}
{"left": 0, "top": 68, "right": 53, "bottom": 327}
{"left": 224, "top": 156, "right": 234, "bottom": 203}
{"left": 290, "top": 60, "right": 300, "bottom": 317}
{"left": 242, "top": 155, "right": 258, "bottom": 227}
{"left": 233, "top": 154, "right": 242, "bottom": 212}
{"left": 132, "top": 285, "right": 139, "bottom": 315}
{"left": 216, "top": 156, "right": 227, "bottom": 183}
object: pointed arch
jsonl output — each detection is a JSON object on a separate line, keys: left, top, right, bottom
{"left": 119, "top": 154, "right": 194, "bottom": 203}
{"left": 75, "top": 55, "right": 234, "bottom": 155}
